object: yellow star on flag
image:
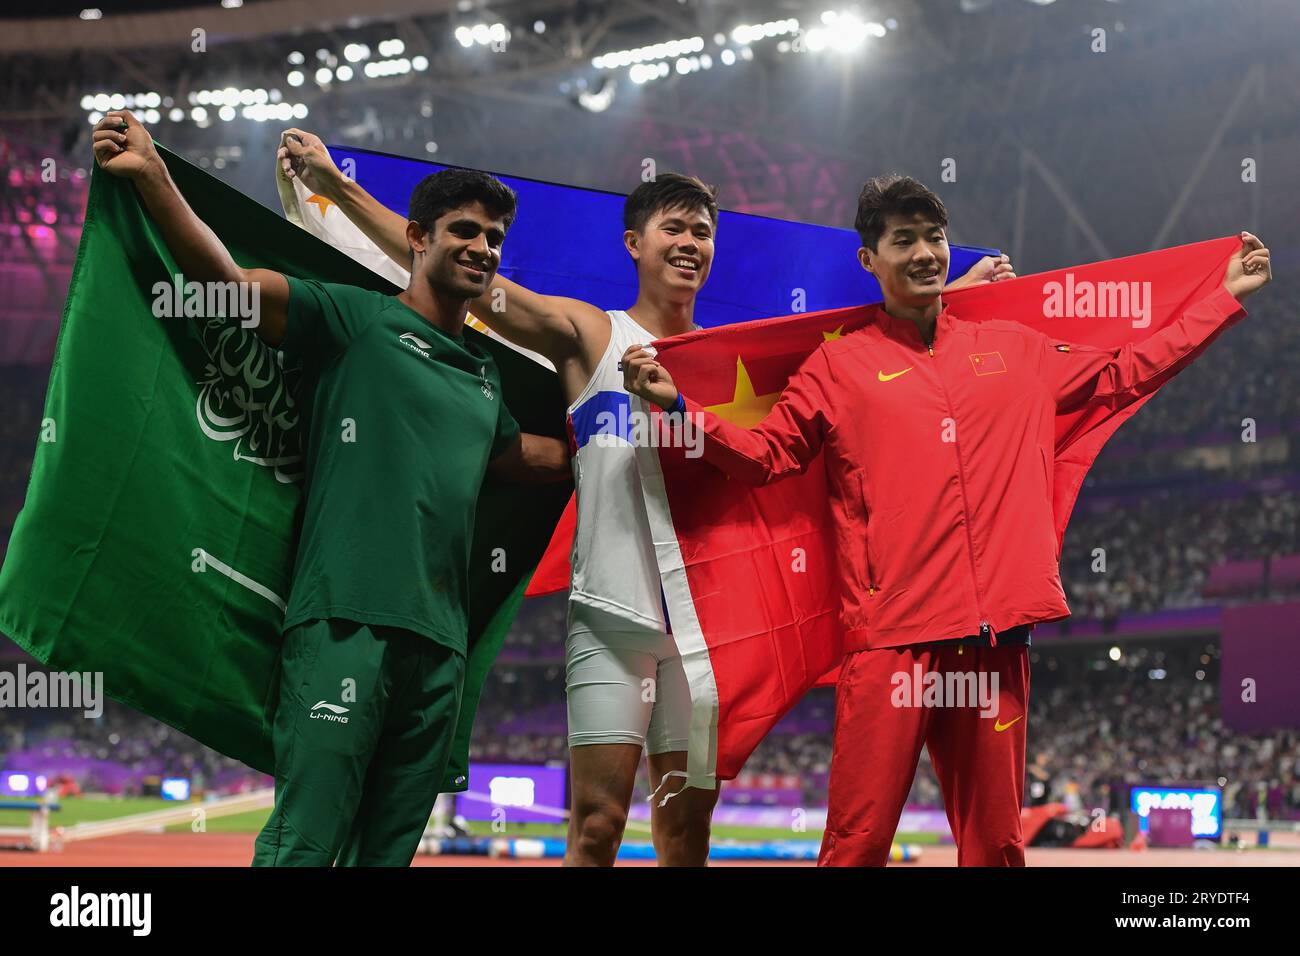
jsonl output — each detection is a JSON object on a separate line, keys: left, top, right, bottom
{"left": 822, "top": 324, "right": 846, "bottom": 342}
{"left": 305, "top": 193, "right": 335, "bottom": 218}
{"left": 706, "top": 356, "right": 782, "bottom": 428}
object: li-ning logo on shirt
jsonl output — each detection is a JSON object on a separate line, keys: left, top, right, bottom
{"left": 399, "top": 332, "right": 434, "bottom": 359}
{"left": 479, "top": 365, "right": 494, "bottom": 400}
{"left": 309, "top": 700, "right": 350, "bottom": 724}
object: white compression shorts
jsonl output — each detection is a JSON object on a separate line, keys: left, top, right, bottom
{"left": 564, "top": 601, "right": 691, "bottom": 755}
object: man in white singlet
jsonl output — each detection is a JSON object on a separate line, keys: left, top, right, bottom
{"left": 276, "top": 130, "right": 1011, "bottom": 865}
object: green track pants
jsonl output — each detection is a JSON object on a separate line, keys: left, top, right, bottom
{"left": 252, "top": 618, "right": 465, "bottom": 867}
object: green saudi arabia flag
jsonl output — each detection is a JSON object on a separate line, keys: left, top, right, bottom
{"left": 0, "top": 145, "right": 571, "bottom": 791}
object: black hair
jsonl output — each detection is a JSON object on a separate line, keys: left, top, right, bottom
{"left": 408, "top": 168, "right": 517, "bottom": 234}
{"left": 623, "top": 172, "right": 719, "bottom": 233}
{"left": 854, "top": 174, "right": 948, "bottom": 250}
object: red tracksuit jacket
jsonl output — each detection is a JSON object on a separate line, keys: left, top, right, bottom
{"left": 685, "top": 285, "right": 1245, "bottom": 652}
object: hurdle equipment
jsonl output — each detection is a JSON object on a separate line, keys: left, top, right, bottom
{"left": 0, "top": 798, "right": 62, "bottom": 852}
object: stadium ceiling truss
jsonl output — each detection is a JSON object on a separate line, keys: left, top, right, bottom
{"left": 0, "top": 0, "right": 1289, "bottom": 267}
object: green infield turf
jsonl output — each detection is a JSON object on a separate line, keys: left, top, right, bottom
{"left": 0, "top": 796, "right": 952, "bottom": 844}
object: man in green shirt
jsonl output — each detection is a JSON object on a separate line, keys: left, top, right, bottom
{"left": 93, "top": 110, "right": 568, "bottom": 866}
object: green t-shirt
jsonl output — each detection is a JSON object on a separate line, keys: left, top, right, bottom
{"left": 279, "top": 277, "right": 520, "bottom": 653}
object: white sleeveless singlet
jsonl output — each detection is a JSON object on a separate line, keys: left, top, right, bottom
{"left": 565, "top": 310, "right": 668, "bottom": 631}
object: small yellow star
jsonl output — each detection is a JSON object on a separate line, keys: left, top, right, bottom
{"left": 822, "top": 324, "right": 846, "bottom": 342}
{"left": 706, "top": 356, "right": 782, "bottom": 428}
{"left": 305, "top": 193, "right": 335, "bottom": 218}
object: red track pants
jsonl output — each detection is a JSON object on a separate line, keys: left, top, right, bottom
{"left": 819, "top": 642, "right": 1030, "bottom": 867}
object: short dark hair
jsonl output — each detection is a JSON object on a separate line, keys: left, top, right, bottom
{"left": 623, "top": 173, "right": 719, "bottom": 233}
{"left": 408, "top": 168, "right": 517, "bottom": 234}
{"left": 853, "top": 174, "right": 948, "bottom": 250}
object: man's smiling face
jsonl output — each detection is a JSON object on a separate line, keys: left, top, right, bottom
{"left": 420, "top": 201, "right": 507, "bottom": 299}
{"left": 628, "top": 204, "right": 716, "bottom": 297}
{"left": 859, "top": 212, "right": 950, "bottom": 308}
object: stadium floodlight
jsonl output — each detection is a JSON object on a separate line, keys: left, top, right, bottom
{"left": 287, "top": 70, "right": 304, "bottom": 87}
{"left": 593, "top": 36, "right": 705, "bottom": 71}
{"left": 80, "top": 95, "right": 94, "bottom": 110}
{"left": 169, "top": 108, "right": 184, "bottom": 122}
{"left": 221, "top": 0, "right": 243, "bottom": 8}
{"left": 534, "top": 20, "right": 546, "bottom": 34}
{"left": 288, "top": 51, "right": 305, "bottom": 65}
{"left": 335, "top": 65, "right": 353, "bottom": 81}
{"left": 732, "top": 18, "right": 800, "bottom": 45}
{"left": 721, "top": 48, "right": 736, "bottom": 65}
{"left": 1109, "top": 646, "right": 1122, "bottom": 661}
{"left": 412, "top": 55, "right": 428, "bottom": 71}
{"left": 293, "top": 103, "right": 309, "bottom": 119}
{"left": 79, "top": 8, "right": 101, "bottom": 20}
{"left": 87, "top": 111, "right": 102, "bottom": 124}
{"left": 343, "top": 43, "right": 369, "bottom": 63}
{"left": 576, "top": 77, "right": 615, "bottom": 112}
{"left": 314, "top": 68, "right": 332, "bottom": 84}
{"left": 191, "top": 107, "right": 208, "bottom": 122}
{"left": 455, "top": 27, "right": 473, "bottom": 48}
{"left": 218, "top": 106, "right": 236, "bottom": 121}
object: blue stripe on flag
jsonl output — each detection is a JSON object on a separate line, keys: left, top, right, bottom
{"left": 569, "top": 390, "right": 632, "bottom": 449}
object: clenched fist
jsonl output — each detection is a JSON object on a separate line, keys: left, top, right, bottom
{"left": 277, "top": 128, "right": 349, "bottom": 200}
{"left": 92, "top": 110, "right": 161, "bottom": 180}
{"left": 621, "top": 344, "right": 679, "bottom": 411}
{"left": 1223, "top": 232, "right": 1272, "bottom": 302}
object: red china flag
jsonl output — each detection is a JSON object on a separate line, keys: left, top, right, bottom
{"left": 636, "top": 237, "right": 1240, "bottom": 787}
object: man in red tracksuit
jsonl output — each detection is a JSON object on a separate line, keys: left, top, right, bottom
{"left": 620, "top": 175, "right": 1272, "bottom": 866}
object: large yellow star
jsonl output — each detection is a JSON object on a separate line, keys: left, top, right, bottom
{"left": 705, "top": 356, "right": 782, "bottom": 427}
{"left": 305, "top": 193, "right": 335, "bottom": 218}
{"left": 822, "top": 324, "right": 846, "bottom": 341}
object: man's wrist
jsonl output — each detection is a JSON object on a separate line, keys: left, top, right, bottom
{"left": 328, "top": 173, "right": 362, "bottom": 206}
{"left": 664, "top": 391, "right": 685, "bottom": 414}
{"left": 134, "top": 154, "right": 169, "bottom": 189}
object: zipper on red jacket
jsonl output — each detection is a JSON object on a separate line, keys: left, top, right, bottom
{"left": 928, "top": 335, "right": 992, "bottom": 644}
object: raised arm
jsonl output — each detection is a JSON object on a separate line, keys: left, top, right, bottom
{"left": 621, "top": 343, "right": 833, "bottom": 486}
{"left": 1043, "top": 233, "right": 1269, "bottom": 414}
{"left": 279, "top": 129, "right": 411, "bottom": 268}
{"left": 279, "top": 129, "right": 603, "bottom": 362}
{"left": 95, "top": 110, "right": 289, "bottom": 346}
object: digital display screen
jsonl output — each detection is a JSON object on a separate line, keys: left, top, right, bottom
{"left": 454, "top": 763, "right": 566, "bottom": 825}
{"left": 1130, "top": 786, "right": 1222, "bottom": 839}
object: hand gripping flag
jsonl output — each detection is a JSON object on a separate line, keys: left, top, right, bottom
{"left": 0, "top": 145, "right": 572, "bottom": 791}
{"left": 640, "top": 237, "right": 1241, "bottom": 788}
